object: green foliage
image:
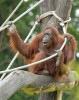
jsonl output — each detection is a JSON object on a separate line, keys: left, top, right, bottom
{"left": 0, "top": 0, "right": 79, "bottom": 100}
{"left": 9, "top": 91, "right": 38, "bottom": 100}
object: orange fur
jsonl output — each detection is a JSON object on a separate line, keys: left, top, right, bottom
{"left": 8, "top": 26, "right": 77, "bottom": 77}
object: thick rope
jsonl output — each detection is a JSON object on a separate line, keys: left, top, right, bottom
{"left": 0, "top": 53, "right": 58, "bottom": 74}
{"left": 37, "top": 11, "right": 71, "bottom": 23}
{"left": 60, "top": 23, "right": 67, "bottom": 50}
{"left": 0, "top": 21, "right": 38, "bottom": 81}
{"left": 0, "top": 0, "right": 44, "bottom": 32}
{"left": 0, "top": 0, "right": 28, "bottom": 28}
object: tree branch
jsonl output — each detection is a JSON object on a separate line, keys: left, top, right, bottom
{"left": 0, "top": 70, "right": 78, "bottom": 100}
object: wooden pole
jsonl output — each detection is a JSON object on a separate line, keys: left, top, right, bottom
{"left": 57, "top": 91, "right": 63, "bottom": 100}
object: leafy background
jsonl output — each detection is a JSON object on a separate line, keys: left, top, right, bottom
{"left": 0, "top": 0, "right": 79, "bottom": 100}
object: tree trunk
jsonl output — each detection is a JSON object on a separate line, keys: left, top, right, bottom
{"left": 39, "top": 0, "right": 73, "bottom": 100}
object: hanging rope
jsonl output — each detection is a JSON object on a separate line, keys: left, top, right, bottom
{"left": 60, "top": 23, "right": 68, "bottom": 50}
{"left": 0, "top": 0, "right": 45, "bottom": 32}
{"left": 0, "top": 13, "right": 71, "bottom": 75}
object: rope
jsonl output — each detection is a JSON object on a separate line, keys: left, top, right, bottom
{"left": 0, "top": 0, "right": 44, "bottom": 32}
{"left": 0, "top": 21, "right": 38, "bottom": 81}
{"left": 37, "top": 11, "right": 55, "bottom": 22}
{"left": 37, "top": 11, "right": 71, "bottom": 23}
{"left": 0, "top": 53, "right": 58, "bottom": 74}
{"left": 60, "top": 23, "right": 67, "bottom": 50}
{"left": 0, "top": 0, "right": 28, "bottom": 28}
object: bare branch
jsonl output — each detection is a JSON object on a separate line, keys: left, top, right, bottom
{"left": 0, "top": 70, "right": 78, "bottom": 100}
